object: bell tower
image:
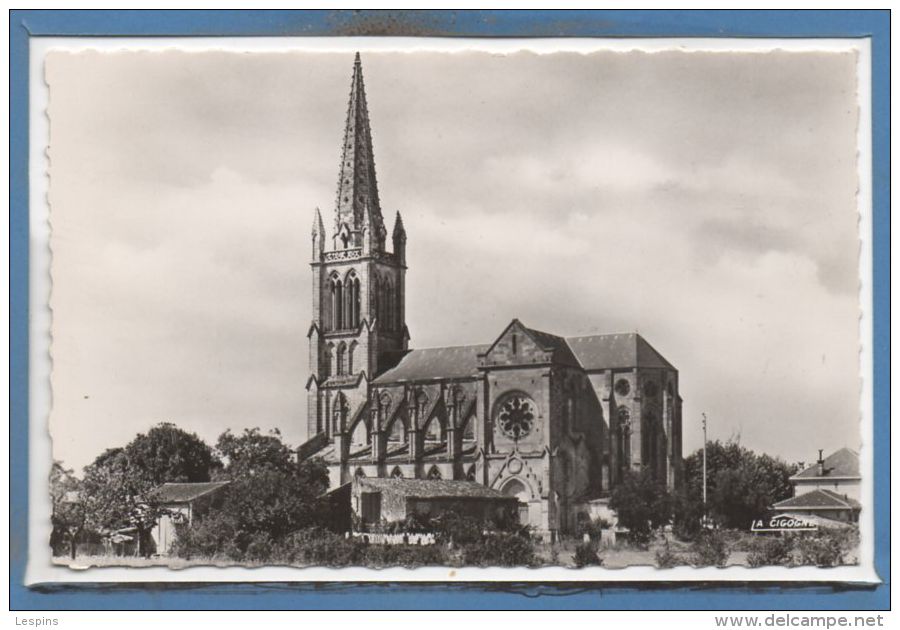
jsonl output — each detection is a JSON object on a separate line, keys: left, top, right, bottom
{"left": 307, "top": 53, "right": 409, "bottom": 440}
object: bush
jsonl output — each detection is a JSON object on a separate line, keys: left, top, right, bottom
{"left": 747, "top": 535, "right": 794, "bottom": 567}
{"left": 691, "top": 530, "right": 730, "bottom": 567}
{"left": 358, "top": 543, "right": 446, "bottom": 568}
{"left": 671, "top": 490, "right": 704, "bottom": 542}
{"left": 433, "top": 512, "right": 484, "bottom": 545}
{"left": 796, "top": 529, "right": 858, "bottom": 567}
{"left": 655, "top": 539, "right": 682, "bottom": 568}
{"left": 608, "top": 469, "right": 673, "bottom": 548}
{"left": 172, "top": 519, "right": 540, "bottom": 568}
{"left": 575, "top": 515, "right": 609, "bottom": 541}
{"left": 244, "top": 532, "right": 274, "bottom": 563}
{"left": 460, "top": 531, "right": 537, "bottom": 567}
{"left": 573, "top": 541, "right": 603, "bottom": 567}
{"left": 278, "top": 527, "right": 360, "bottom": 566}
{"left": 171, "top": 512, "right": 239, "bottom": 560}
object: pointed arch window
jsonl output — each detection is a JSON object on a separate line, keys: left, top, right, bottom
{"left": 465, "top": 465, "right": 477, "bottom": 482}
{"left": 316, "top": 393, "right": 324, "bottom": 435}
{"left": 324, "top": 342, "right": 335, "bottom": 378}
{"left": 351, "top": 417, "right": 370, "bottom": 448}
{"left": 642, "top": 412, "right": 664, "bottom": 480}
{"left": 372, "top": 275, "right": 381, "bottom": 330}
{"left": 333, "top": 393, "right": 349, "bottom": 434}
{"left": 379, "top": 392, "right": 392, "bottom": 419}
{"left": 348, "top": 341, "right": 357, "bottom": 375}
{"left": 386, "top": 416, "right": 406, "bottom": 443}
{"left": 413, "top": 391, "right": 430, "bottom": 431}
{"left": 330, "top": 275, "right": 343, "bottom": 331}
{"left": 427, "top": 466, "right": 442, "bottom": 480}
{"left": 616, "top": 406, "right": 631, "bottom": 474}
{"left": 352, "top": 277, "right": 361, "bottom": 328}
{"left": 390, "top": 467, "right": 404, "bottom": 479}
{"left": 354, "top": 467, "right": 366, "bottom": 479}
{"left": 461, "top": 415, "right": 476, "bottom": 441}
{"left": 343, "top": 278, "right": 351, "bottom": 329}
{"left": 341, "top": 271, "right": 360, "bottom": 329}
{"left": 336, "top": 342, "right": 347, "bottom": 375}
{"left": 423, "top": 416, "right": 443, "bottom": 443}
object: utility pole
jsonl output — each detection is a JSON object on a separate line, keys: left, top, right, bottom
{"left": 702, "top": 413, "right": 708, "bottom": 524}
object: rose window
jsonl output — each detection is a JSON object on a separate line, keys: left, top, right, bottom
{"left": 497, "top": 396, "right": 536, "bottom": 440}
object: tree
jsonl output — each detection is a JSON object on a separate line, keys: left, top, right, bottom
{"left": 671, "top": 486, "right": 704, "bottom": 541}
{"left": 50, "top": 461, "right": 86, "bottom": 559}
{"left": 608, "top": 469, "right": 673, "bottom": 545}
{"left": 682, "top": 440, "right": 797, "bottom": 529}
{"left": 79, "top": 447, "right": 161, "bottom": 557}
{"left": 79, "top": 423, "right": 220, "bottom": 556}
{"left": 123, "top": 422, "right": 221, "bottom": 487}
{"left": 215, "top": 427, "right": 295, "bottom": 478}
{"left": 174, "top": 429, "right": 329, "bottom": 559}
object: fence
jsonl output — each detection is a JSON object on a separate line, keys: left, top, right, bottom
{"left": 350, "top": 531, "right": 437, "bottom": 546}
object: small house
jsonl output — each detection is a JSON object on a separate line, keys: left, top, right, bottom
{"left": 329, "top": 477, "right": 519, "bottom": 532}
{"left": 771, "top": 448, "right": 861, "bottom": 523}
{"left": 145, "top": 481, "right": 230, "bottom": 555}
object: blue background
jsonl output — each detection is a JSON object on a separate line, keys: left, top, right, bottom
{"left": 9, "top": 9, "right": 890, "bottom": 611}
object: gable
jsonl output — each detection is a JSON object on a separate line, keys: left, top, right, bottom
{"left": 480, "top": 320, "right": 552, "bottom": 367}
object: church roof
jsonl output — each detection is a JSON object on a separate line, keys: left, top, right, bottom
{"left": 373, "top": 344, "right": 489, "bottom": 384}
{"left": 792, "top": 448, "right": 860, "bottom": 480}
{"left": 565, "top": 333, "right": 675, "bottom": 371}
{"left": 373, "top": 331, "right": 676, "bottom": 385}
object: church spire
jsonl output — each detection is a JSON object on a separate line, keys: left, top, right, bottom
{"left": 392, "top": 211, "right": 407, "bottom": 265}
{"left": 311, "top": 206, "right": 326, "bottom": 260}
{"left": 334, "top": 52, "right": 385, "bottom": 249}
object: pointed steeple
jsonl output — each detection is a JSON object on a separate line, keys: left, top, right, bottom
{"left": 334, "top": 53, "right": 385, "bottom": 249}
{"left": 392, "top": 210, "right": 406, "bottom": 236}
{"left": 392, "top": 211, "right": 406, "bottom": 264}
{"left": 311, "top": 207, "right": 326, "bottom": 260}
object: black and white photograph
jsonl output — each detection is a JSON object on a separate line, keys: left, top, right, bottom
{"left": 37, "top": 40, "right": 870, "bottom": 578}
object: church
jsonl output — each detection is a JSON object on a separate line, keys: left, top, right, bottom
{"left": 300, "top": 54, "right": 683, "bottom": 539}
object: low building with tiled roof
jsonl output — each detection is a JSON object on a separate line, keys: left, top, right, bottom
{"left": 337, "top": 477, "right": 519, "bottom": 530}
{"left": 145, "top": 481, "right": 230, "bottom": 555}
{"left": 772, "top": 488, "right": 861, "bottom": 524}
{"left": 145, "top": 481, "right": 231, "bottom": 504}
{"left": 298, "top": 54, "right": 683, "bottom": 540}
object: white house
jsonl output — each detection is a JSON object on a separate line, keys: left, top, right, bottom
{"left": 772, "top": 448, "right": 860, "bottom": 524}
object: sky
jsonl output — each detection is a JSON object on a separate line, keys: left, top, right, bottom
{"left": 46, "top": 48, "right": 862, "bottom": 473}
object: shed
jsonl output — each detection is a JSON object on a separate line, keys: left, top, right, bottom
{"left": 145, "top": 481, "right": 231, "bottom": 555}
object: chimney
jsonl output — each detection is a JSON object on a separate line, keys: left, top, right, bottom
{"left": 817, "top": 449, "right": 825, "bottom": 476}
